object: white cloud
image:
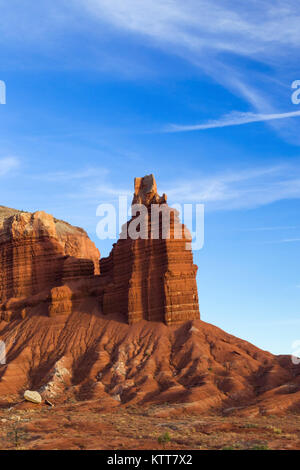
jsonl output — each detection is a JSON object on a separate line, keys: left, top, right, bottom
{"left": 164, "top": 164, "right": 300, "bottom": 210}
{"left": 0, "top": 157, "right": 19, "bottom": 176}
{"left": 65, "top": 163, "right": 300, "bottom": 211}
{"left": 1, "top": 1, "right": 300, "bottom": 139}
{"left": 38, "top": 167, "right": 109, "bottom": 182}
{"left": 1, "top": 1, "right": 300, "bottom": 78}
{"left": 78, "top": 0, "right": 300, "bottom": 142}
{"left": 80, "top": 0, "right": 300, "bottom": 58}
{"left": 68, "top": 182, "right": 132, "bottom": 201}
{"left": 166, "top": 110, "right": 300, "bottom": 133}
{"left": 2, "top": 1, "right": 300, "bottom": 62}
{"left": 242, "top": 226, "right": 296, "bottom": 232}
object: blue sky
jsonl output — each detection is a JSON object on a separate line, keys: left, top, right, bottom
{"left": 1, "top": 0, "right": 300, "bottom": 354}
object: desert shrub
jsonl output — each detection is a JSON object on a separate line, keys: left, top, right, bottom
{"left": 266, "top": 426, "right": 282, "bottom": 434}
{"left": 250, "top": 444, "right": 269, "bottom": 450}
{"left": 158, "top": 432, "right": 171, "bottom": 445}
{"left": 7, "top": 425, "right": 28, "bottom": 449}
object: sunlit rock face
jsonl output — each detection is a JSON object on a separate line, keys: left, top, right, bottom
{"left": 0, "top": 207, "right": 100, "bottom": 320}
{"left": 0, "top": 180, "right": 298, "bottom": 418}
{"left": 100, "top": 174, "right": 200, "bottom": 325}
{"left": 0, "top": 174, "right": 199, "bottom": 326}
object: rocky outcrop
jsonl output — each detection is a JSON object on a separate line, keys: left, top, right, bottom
{"left": 132, "top": 174, "right": 167, "bottom": 206}
{"left": 100, "top": 174, "right": 200, "bottom": 325}
{"left": 0, "top": 178, "right": 299, "bottom": 422}
{"left": 0, "top": 207, "right": 100, "bottom": 319}
{"left": 0, "top": 174, "right": 199, "bottom": 326}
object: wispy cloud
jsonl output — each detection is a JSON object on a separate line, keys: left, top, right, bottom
{"left": 33, "top": 167, "right": 132, "bottom": 200}
{"left": 81, "top": 0, "right": 300, "bottom": 58}
{"left": 164, "top": 164, "right": 300, "bottom": 210}
{"left": 166, "top": 110, "right": 300, "bottom": 133}
{"left": 0, "top": 157, "right": 19, "bottom": 176}
{"left": 78, "top": 0, "right": 300, "bottom": 142}
{"left": 37, "top": 167, "right": 132, "bottom": 202}
{"left": 68, "top": 182, "right": 132, "bottom": 202}
{"left": 242, "top": 226, "right": 296, "bottom": 232}
{"left": 36, "top": 167, "right": 109, "bottom": 182}
{"left": 2, "top": 1, "right": 299, "bottom": 63}
{"left": 64, "top": 163, "right": 300, "bottom": 211}
{"left": 1, "top": 1, "right": 300, "bottom": 140}
{"left": 247, "top": 318, "right": 300, "bottom": 326}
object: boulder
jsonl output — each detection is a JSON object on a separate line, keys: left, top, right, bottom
{"left": 24, "top": 390, "right": 42, "bottom": 404}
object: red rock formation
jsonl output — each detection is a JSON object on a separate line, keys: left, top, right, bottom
{"left": 0, "top": 313, "right": 299, "bottom": 419}
{"left": 0, "top": 175, "right": 199, "bottom": 326}
{"left": 0, "top": 179, "right": 300, "bottom": 424}
{"left": 101, "top": 174, "right": 200, "bottom": 325}
{"left": 0, "top": 207, "right": 100, "bottom": 319}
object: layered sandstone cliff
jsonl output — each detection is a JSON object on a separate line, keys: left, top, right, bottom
{"left": 0, "top": 180, "right": 300, "bottom": 422}
{"left": 100, "top": 174, "right": 200, "bottom": 325}
{"left": 0, "top": 174, "right": 199, "bottom": 326}
{"left": 0, "top": 207, "right": 100, "bottom": 320}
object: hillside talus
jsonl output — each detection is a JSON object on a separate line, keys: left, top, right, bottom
{"left": 0, "top": 313, "right": 299, "bottom": 416}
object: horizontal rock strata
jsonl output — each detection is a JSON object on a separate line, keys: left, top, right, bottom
{"left": 0, "top": 175, "right": 200, "bottom": 326}
{"left": 0, "top": 207, "right": 100, "bottom": 320}
{"left": 100, "top": 174, "right": 200, "bottom": 325}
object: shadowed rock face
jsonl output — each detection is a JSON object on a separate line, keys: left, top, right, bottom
{"left": 100, "top": 174, "right": 200, "bottom": 325}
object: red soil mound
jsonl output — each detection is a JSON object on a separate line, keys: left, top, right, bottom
{"left": 0, "top": 312, "right": 299, "bottom": 416}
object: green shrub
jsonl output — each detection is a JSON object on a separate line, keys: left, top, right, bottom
{"left": 250, "top": 444, "right": 269, "bottom": 450}
{"left": 158, "top": 432, "right": 171, "bottom": 445}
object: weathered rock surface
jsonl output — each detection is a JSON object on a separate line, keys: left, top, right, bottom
{"left": 24, "top": 390, "right": 42, "bottom": 404}
{"left": 0, "top": 176, "right": 299, "bottom": 419}
{"left": 132, "top": 174, "right": 167, "bottom": 206}
{"left": 0, "top": 176, "right": 199, "bottom": 327}
{"left": 0, "top": 207, "right": 100, "bottom": 320}
{"left": 100, "top": 174, "right": 200, "bottom": 325}
{"left": 0, "top": 314, "right": 299, "bottom": 416}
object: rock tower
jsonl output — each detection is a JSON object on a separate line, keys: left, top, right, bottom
{"left": 100, "top": 174, "right": 200, "bottom": 325}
